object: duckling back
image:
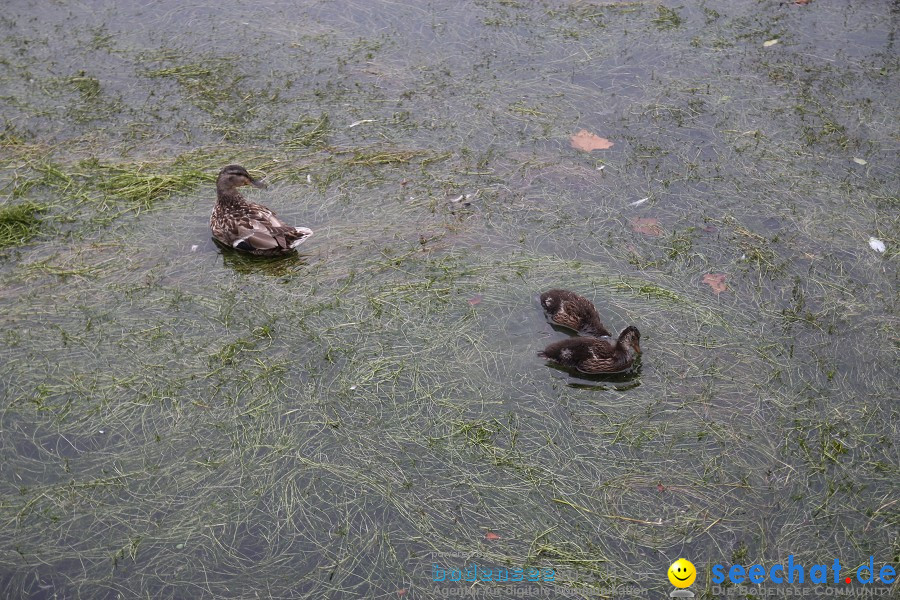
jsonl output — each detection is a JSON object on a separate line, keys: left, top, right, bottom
{"left": 539, "top": 289, "right": 611, "bottom": 337}
{"left": 539, "top": 327, "right": 641, "bottom": 374}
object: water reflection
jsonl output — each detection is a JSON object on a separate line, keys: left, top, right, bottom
{"left": 543, "top": 358, "right": 643, "bottom": 391}
{"left": 214, "top": 239, "right": 310, "bottom": 276}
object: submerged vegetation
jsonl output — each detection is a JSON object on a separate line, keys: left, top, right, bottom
{"left": 92, "top": 161, "right": 210, "bottom": 205}
{"left": 0, "top": 201, "right": 46, "bottom": 248}
{"left": 0, "top": 1, "right": 896, "bottom": 598}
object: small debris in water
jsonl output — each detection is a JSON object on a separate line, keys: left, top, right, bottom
{"left": 629, "top": 197, "right": 649, "bottom": 207}
{"left": 190, "top": 244, "right": 198, "bottom": 252}
{"left": 702, "top": 224, "right": 718, "bottom": 234}
{"left": 307, "top": 174, "right": 312, "bottom": 183}
{"left": 468, "top": 295, "right": 483, "bottom": 306}
{"left": 868, "top": 237, "right": 886, "bottom": 253}
{"left": 348, "top": 119, "right": 376, "bottom": 128}
{"left": 570, "top": 129, "right": 614, "bottom": 151}
{"left": 852, "top": 157, "right": 867, "bottom": 165}
{"left": 449, "top": 193, "right": 475, "bottom": 207}
{"left": 763, "top": 39, "right": 779, "bottom": 47}
{"left": 631, "top": 217, "right": 662, "bottom": 236}
{"left": 702, "top": 273, "right": 728, "bottom": 294}
{"left": 484, "top": 531, "right": 500, "bottom": 540}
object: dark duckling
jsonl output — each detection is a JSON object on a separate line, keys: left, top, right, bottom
{"left": 210, "top": 165, "right": 313, "bottom": 255}
{"left": 538, "top": 326, "right": 641, "bottom": 374}
{"left": 539, "top": 289, "right": 612, "bottom": 338}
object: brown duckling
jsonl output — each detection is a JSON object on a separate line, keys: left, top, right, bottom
{"left": 538, "top": 326, "right": 641, "bottom": 374}
{"left": 539, "top": 289, "right": 612, "bottom": 338}
{"left": 210, "top": 165, "right": 313, "bottom": 255}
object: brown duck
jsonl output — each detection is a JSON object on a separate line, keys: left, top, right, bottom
{"left": 539, "top": 289, "right": 612, "bottom": 337}
{"left": 210, "top": 165, "right": 313, "bottom": 255}
{"left": 538, "top": 327, "right": 641, "bottom": 374}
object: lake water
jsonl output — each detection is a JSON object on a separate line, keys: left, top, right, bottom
{"left": 0, "top": 1, "right": 897, "bottom": 598}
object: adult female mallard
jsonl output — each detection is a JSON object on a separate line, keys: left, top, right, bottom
{"left": 539, "top": 289, "right": 612, "bottom": 338}
{"left": 210, "top": 165, "right": 313, "bottom": 255}
{"left": 538, "top": 326, "right": 641, "bottom": 374}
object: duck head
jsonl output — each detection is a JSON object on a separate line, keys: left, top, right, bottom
{"left": 217, "top": 164, "right": 268, "bottom": 191}
{"left": 618, "top": 326, "right": 641, "bottom": 355}
{"left": 539, "top": 292, "right": 561, "bottom": 313}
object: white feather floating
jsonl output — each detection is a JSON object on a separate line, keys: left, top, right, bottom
{"left": 868, "top": 237, "right": 886, "bottom": 253}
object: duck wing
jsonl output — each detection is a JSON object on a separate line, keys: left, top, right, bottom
{"left": 575, "top": 339, "right": 626, "bottom": 373}
{"left": 587, "top": 338, "right": 616, "bottom": 356}
{"left": 231, "top": 219, "right": 313, "bottom": 252}
{"left": 212, "top": 201, "right": 313, "bottom": 253}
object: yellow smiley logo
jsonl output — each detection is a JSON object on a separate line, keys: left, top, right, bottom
{"left": 668, "top": 558, "right": 696, "bottom": 588}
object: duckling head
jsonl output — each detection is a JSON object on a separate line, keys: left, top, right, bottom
{"left": 539, "top": 292, "right": 561, "bottom": 313}
{"left": 217, "top": 164, "right": 268, "bottom": 191}
{"left": 618, "top": 326, "right": 641, "bottom": 355}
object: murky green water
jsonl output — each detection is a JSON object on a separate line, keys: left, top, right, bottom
{"left": 1, "top": 1, "right": 897, "bottom": 598}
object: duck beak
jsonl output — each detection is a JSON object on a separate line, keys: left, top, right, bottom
{"left": 250, "top": 178, "right": 268, "bottom": 190}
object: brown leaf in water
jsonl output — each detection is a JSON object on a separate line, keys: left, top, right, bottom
{"left": 485, "top": 531, "right": 500, "bottom": 541}
{"left": 657, "top": 483, "right": 666, "bottom": 493}
{"left": 794, "top": 0, "right": 811, "bottom": 5}
{"left": 702, "top": 273, "right": 728, "bottom": 294}
{"left": 570, "top": 129, "right": 614, "bottom": 152}
{"left": 468, "top": 295, "right": 483, "bottom": 306}
{"left": 631, "top": 217, "right": 662, "bottom": 237}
